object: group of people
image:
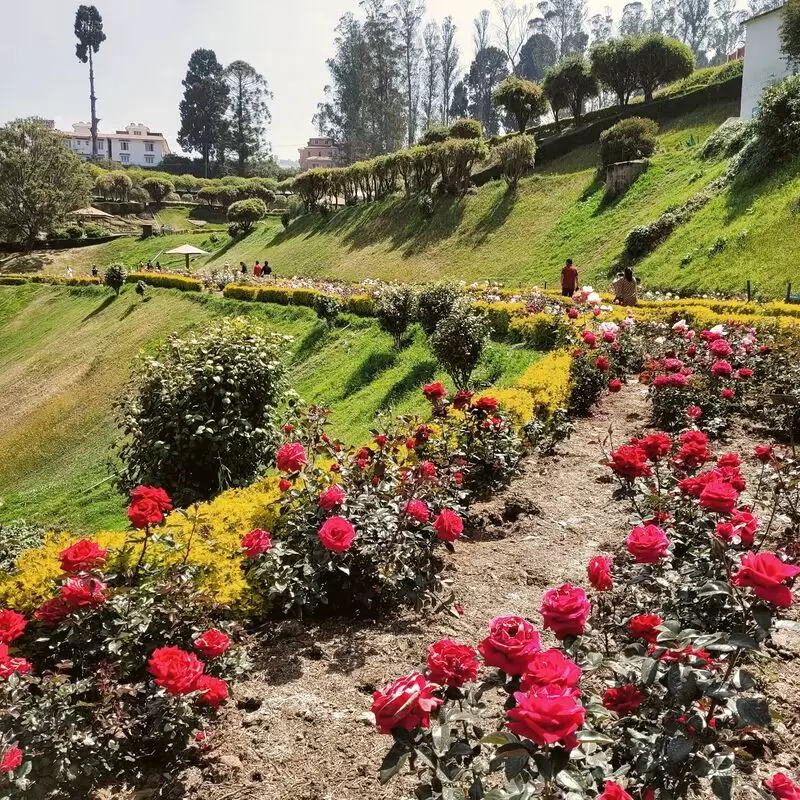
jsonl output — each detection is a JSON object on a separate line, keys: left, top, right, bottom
{"left": 560, "top": 258, "right": 639, "bottom": 306}
{"left": 233, "top": 260, "right": 273, "bottom": 278}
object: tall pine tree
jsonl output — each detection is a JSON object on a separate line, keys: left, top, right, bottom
{"left": 224, "top": 60, "right": 272, "bottom": 176}
{"left": 73, "top": 5, "right": 106, "bottom": 160}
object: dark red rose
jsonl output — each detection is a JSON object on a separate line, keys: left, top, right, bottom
{"left": 737, "top": 367, "right": 753, "bottom": 379}
{"left": 452, "top": 389, "right": 474, "bottom": 410}
{"left": 60, "top": 577, "right": 108, "bottom": 608}
{"left": 148, "top": 646, "right": 204, "bottom": 695}
{"left": 0, "top": 747, "right": 22, "bottom": 774}
{"left": 478, "top": 615, "right": 541, "bottom": 676}
{"left": 540, "top": 583, "right": 591, "bottom": 638}
{"left": 404, "top": 499, "right": 430, "bottom": 523}
{"left": 595, "top": 356, "right": 611, "bottom": 371}
{"left": 626, "top": 525, "right": 670, "bottom": 564}
{"left": 318, "top": 516, "right": 356, "bottom": 552}
{"left": 598, "top": 782, "right": 634, "bottom": 800}
{"left": 637, "top": 432, "right": 672, "bottom": 462}
{"left": 473, "top": 396, "right": 499, "bottom": 413}
{"left": 276, "top": 442, "right": 307, "bottom": 473}
{"left": 520, "top": 648, "right": 581, "bottom": 692}
{"left": 607, "top": 444, "right": 652, "bottom": 480}
{"left": 194, "top": 629, "right": 231, "bottom": 659}
{"left": 371, "top": 673, "right": 443, "bottom": 734}
{"left": 587, "top": 556, "right": 613, "bottom": 591}
{"left": 581, "top": 330, "right": 597, "bottom": 347}
{"left": 699, "top": 481, "right": 739, "bottom": 515}
{"left": 34, "top": 598, "right": 70, "bottom": 625}
{"left": 602, "top": 684, "right": 645, "bottom": 716}
{"left": 282, "top": 423, "right": 294, "bottom": 433}
{"left": 732, "top": 552, "right": 800, "bottom": 607}
{"left": 375, "top": 434, "right": 388, "bottom": 447}
{"left": 319, "top": 485, "right": 346, "bottom": 511}
{"left": 608, "top": 378, "right": 622, "bottom": 393}
{"left": 720, "top": 388, "right": 735, "bottom": 400}
{"left": 194, "top": 675, "right": 229, "bottom": 708}
{"left": 0, "top": 610, "right": 27, "bottom": 644}
{"left": 628, "top": 614, "right": 662, "bottom": 644}
{"left": 567, "top": 307, "right": 579, "bottom": 319}
{"left": 426, "top": 639, "right": 479, "bottom": 687}
{"left": 433, "top": 509, "right": 463, "bottom": 542}
{"left": 423, "top": 382, "right": 447, "bottom": 402}
{"left": 240, "top": 529, "right": 272, "bottom": 558}
{"left": 754, "top": 444, "right": 775, "bottom": 464}
{"left": 59, "top": 539, "right": 107, "bottom": 574}
{"left": 765, "top": 774, "right": 800, "bottom": 800}
{"left": 279, "top": 478, "right": 292, "bottom": 492}
{"left": 506, "top": 684, "right": 585, "bottom": 746}
{"left": 711, "top": 359, "right": 733, "bottom": 377}
{"left": 419, "top": 461, "right": 436, "bottom": 478}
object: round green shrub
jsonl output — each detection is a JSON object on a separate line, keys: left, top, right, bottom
{"left": 600, "top": 117, "right": 659, "bottom": 167}
{"left": 376, "top": 286, "right": 417, "bottom": 348}
{"left": 430, "top": 299, "right": 490, "bottom": 389}
{"left": 449, "top": 118, "right": 483, "bottom": 140}
{"left": 417, "top": 283, "right": 461, "bottom": 335}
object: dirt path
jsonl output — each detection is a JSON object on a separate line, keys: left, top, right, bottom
{"left": 159, "top": 382, "right": 653, "bottom": 800}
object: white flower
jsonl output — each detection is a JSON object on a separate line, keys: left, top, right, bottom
{"left": 600, "top": 321, "right": 619, "bottom": 335}
{"left": 587, "top": 292, "right": 602, "bottom": 306}
{"left": 672, "top": 319, "right": 688, "bottom": 333}
{"left": 710, "top": 324, "right": 727, "bottom": 337}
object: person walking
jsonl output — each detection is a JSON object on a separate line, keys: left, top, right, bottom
{"left": 612, "top": 267, "right": 639, "bottom": 306}
{"left": 560, "top": 258, "right": 579, "bottom": 297}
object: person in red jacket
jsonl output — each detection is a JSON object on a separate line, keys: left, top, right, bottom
{"left": 561, "top": 258, "right": 579, "bottom": 297}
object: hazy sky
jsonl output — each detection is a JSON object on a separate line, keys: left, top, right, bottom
{"left": 1, "top": 0, "right": 633, "bottom": 161}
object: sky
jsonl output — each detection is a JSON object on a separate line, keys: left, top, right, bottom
{"left": 1, "top": 0, "right": 634, "bottom": 162}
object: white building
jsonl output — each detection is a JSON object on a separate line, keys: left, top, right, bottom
{"left": 60, "top": 122, "right": 171, "bottom": 166}
{"left": 740, "top": 5, "right": 794, "bottom": 119}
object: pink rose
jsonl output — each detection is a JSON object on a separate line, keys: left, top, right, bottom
{"left": 478, "top": 615, "right": 541, "bottom": 676}
{"left": 540, "top": 583, "right": 591, "bottom": 638}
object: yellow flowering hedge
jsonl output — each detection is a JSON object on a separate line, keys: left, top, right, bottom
{"left": 0, "top": 477, "right": 283, "bottom": 614}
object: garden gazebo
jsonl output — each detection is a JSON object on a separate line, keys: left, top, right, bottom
{"left": 163, "top": 243, "right": 210, "bottom": 271}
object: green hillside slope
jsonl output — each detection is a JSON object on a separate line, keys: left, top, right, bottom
{"left": 0, "top": 285, "right": 538, "bottom": 532}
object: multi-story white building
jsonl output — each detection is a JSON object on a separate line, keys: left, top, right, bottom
{"left": 740, "top": 5, "right": 794, "bottom": 119}
{"left": 60, "top": 122, "right": 171, "bottom": 166}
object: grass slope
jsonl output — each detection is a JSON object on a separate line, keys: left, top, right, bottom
{"left": 0, "top": 285, "right": 538, "bottom": 532}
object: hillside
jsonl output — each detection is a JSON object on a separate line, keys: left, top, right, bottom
{"left": 0, "top": 284, "right": 538, "bottom": 532}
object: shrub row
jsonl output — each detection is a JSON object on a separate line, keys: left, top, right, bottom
{"left": 0, "top": 274, "right": 101, "bottom": 287}
{"left": 221, "top": 284, "right": 377, "bottom": 317}
{"left": 125, "top": 272, "right": 203, "bottom": 292}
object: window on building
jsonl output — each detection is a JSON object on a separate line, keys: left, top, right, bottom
{"left": 133, "top": 130, "right": 141, "bottom": 135}
{"left": 145, "top": 142, "right": 154, "bottom": 152}
{"left": 144, "top": 155, "right": 154, "bottom": 164}
{"left": 120, "top": 153, "right": 130, "bottom": 164}
{"left": 120, "top": 140, "right": 129, "bottom": 151}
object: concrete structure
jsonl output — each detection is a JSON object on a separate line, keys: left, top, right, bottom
{"left": 740, "top": 5, "right": 794, "bottom": 119}
{"left": 605, "top": 160, "right": 648, "bottom": 199}
{"left": 297, "top": 136, "right": 345, "bottom": 171}
{"left": 60, "top": 122, "right": 170, "bottom": 166}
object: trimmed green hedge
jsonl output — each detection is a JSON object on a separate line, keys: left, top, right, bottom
{"left": 125, "top": 272, "right": 203, "bottom": 292}
{"left": 0, "top": 274, "right": 101, "bottom": 287}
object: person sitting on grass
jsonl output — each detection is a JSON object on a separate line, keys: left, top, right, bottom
{"left": 612, "top": 267, "right": 639, "bottom": 306}
{"left": 254, "top": 261, "right": 263, "bottom": 278}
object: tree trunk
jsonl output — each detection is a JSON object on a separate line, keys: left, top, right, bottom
{"left": 89, "top": 49, "right": 99, "bottom": 160}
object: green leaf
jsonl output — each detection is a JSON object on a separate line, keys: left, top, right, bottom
{"left": 379, "top": 742, "right": 410, "bottom": 785}
{"left": 557, "top": 770, "right": 586, "bottom": 792}
{"left": 734, "top": 697, "right": 771, "bottom": 727}
{"left": 727, "top": 633, "right": 757, "bottom": 649}
{"left": 667, "top": 736, "right": 693, "bottom": 763}
{"left": 640, "top": 657, "right": 659, "bottom": 686}
{"left": 711, "top": 774, "right": 733, "bottom": 800}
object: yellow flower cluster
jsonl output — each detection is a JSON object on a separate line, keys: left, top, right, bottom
{"left": 512, "top": 351, "right": 573, "bottom": 420}
{"left": 0, "top": 477, "right": 283, "bottom": 614}
{"left": 474, "top": 301, "right": 527, "bottom": 339}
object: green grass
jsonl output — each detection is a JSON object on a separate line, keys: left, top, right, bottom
{"left": 0, "top": 284, "right": 540, "bottom": 533}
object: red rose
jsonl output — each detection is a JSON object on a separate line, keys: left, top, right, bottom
{"left": 128, "top": 486, "right": 172, "bottom": 529}
{"left": 283, "top": 423, "right": 294, "bottom": 433}
{"left": 674, "top": 430, "right": 711, "bottom": 469}
{"left": 717, "top": 453, "right": 741, "bottom": 468}
{"left": 0, "top": 644, "right": 32, "bottom": 679}
{"left": 318, "top": 516, "right": 356, "bottom": 552}
{"left": 375, "top": 434, "right": 388, "bottom": 447}
{"left": 715, "top": 509, "right": 758, "bottom": 547}
{"left": 732, "top": 552, "right": 800, "bottom": 607}
{"left": 720, "top": 388, "right": 735, "bottom": 400}
{"left": 709, "top": 339, "right": 733, "bottom": 357}
{"left": 371, "top": 672, "right": 443, "bottom": 734}
{"left": 581, "top": 330, "right": 597, "bottom": 347}
{"left": 276, "top": 442, "right": 307, "bottom": 473}
{"left": 765, "top": 774, "right": 800, "bottom": 800}
{"left": 699, "top": 481, "right": 739, "bottom": 515}
{"left": 60, "top": 577, "right": 108, "bottom": 608}
{"left": 0, "top": 747, "right": 22, "bottom": 774}
{"left": 240, "top": 529, "right": 272, "bottom": 558}
{"left": 587, "top": 556, "right": 613, "bottom": 591}
{"left": 433, "top": 509, "right": 463, "bottom": 542}
{"left": 652, "top": 643, "right": 714, "bottom": 665}
{"left": 0, "top": 610, "right": 27, "bottom": 644}
{"left": 737, "top": 367, "right": 753, "bottom": 379}
{"left": 678, "top": 469, "right": 719, "bottom": 497}
{"left": 607, "top": 444, "right": 652, "bottom": 480}
{"left": 34, "top": 598, "right": 70, "bottom": 625}
{"left": 452, "top": 389, "right": 474, "bottom": 410}
{"left": 478, "top": 615, "right": 541, "bottom": 676}
{"left": 419, "top": 461, "right": 436, "bottom": 478}
{"left": 686, "top": 405, "right": 702, "bottom": 420}
{"left": 754, "top": 444, "right": 775, "bottom": 464}
{"left": 664, "top": 358, "right": 683, "bottom": 372}
{"left": 279, "top": 478, "right": 292, "bottom": 492}
{"left": 194, "top": 629, "right": 231, "bottom": 659}
{"left": 567, "top": 307, "right": 579, "bottom": 319}
{"left": 602, "top": 684, "right": 645, "bottom": 716}
{"left": 598, "top": 781, "right": 634, "bottom": 800}
{"left": 194, "top": 675, "right": 229, "bottom": 708}
{"left": 130, "top": 485, "right": 172, "bottom": 511}
{"left": 423, "top": 382, "right": 447, "bottom": 402}
{"left": 426, "top": 639, "right": 480, "bottom": 687}
{"left": 506, "top": 684, "right": 585, "bottom": 746}
{"left": 573, "top": 348, "right": 586, "bottom": 358}
{"left": 473, "top": 396, "right": 498, "bottom": 413}
{"left": 628, "top": 614, "right": 662, "bottom": 644}
{"left": 711, "top": 359, "right": 733, "bottom": 377}
{"left": 404, "top": 499, "right": 430, "bottom": 523}
{"left": 541, "top": 583, "right": 591, "bottom": 638}
{"left": 59, "top": 539, "right": 107, "bottom": 574}
{"left": 626, "top": 525, "right": 670, "bottom": 564}
{"left": 453, "top": 471, "right": 464, "bottom": 485}
{"left": 595, "top": 356, "right": 611, "bottom": 371}
{"left": 319, "top": 485, "right": 346, "bottom": 511}
{"left": 638, "top": 432, "right": 672, "bottom": 462}
{"left": 608, "top": 378, "right": 622, "bottom": 393}
{"left": 148, "top": 646, "right": 204, "bottom": 695}
{"left": 520, "top": 648, "right": 582, "bottom": 692}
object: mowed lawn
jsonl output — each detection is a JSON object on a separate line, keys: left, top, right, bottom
{"left": 0, "top": 285, "right": 540, "bottom": 532}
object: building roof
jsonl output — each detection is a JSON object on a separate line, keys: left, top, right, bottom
{"left": 742, "top": 4, "right": 784, "bottom": 25}
{"left": 60, "top": 130, "right": 167, "bottom": 141}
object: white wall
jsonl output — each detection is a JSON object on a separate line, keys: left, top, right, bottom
{"left": 741, "top": 10, "right": 793, "bottom": 119}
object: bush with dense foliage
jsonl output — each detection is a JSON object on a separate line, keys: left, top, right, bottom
{"left": 752, "top": 74, "right": 800, "bottom": 163}
{"left": 600, "top": 117, "right": 659, "bottom": 167}
{"left": 103, "top": 263, "right": 126, "bottom": 295}
{"left": 141, "top": 177, "right": 175, "bottom": 203}
{"left": 448, "top": 118, "right": 483, "bottom": 139}
{"left": 313, "top": 293, "right": 342, "bottom": 327}
{"left": 492, "top": 76, "right": 549, "bottom": 133}
{"left": 417, "top": 283, "right": 461, "bottom": 335}
{"left": 376, "top": 285, "right": 417, "bottom": 348}
{"left": 780, "top": 0, "right": 800, "bottom": 65}
{"left": 226, "top": 197, "right": 267, "bottom": 234}
{"left": 125, "top": 272, "right": 203, "bottom": 292}
{"left": 632, "top": 34, "right": 695, "bottom": 103}
{"left": 590, "top": 37, "right": 639, "bottom": 106}
{"left": 494, "top": 134, "right": 537, "bottom": 190}
{"left": 544, "top": 55, "right": 599, "bottom": 125}
{"left": 419, "top": 125, "right": 451, "bottom": 145}
{"left": 116, "top": 317, "right": 289, "bottom": 506}
{"left": 429, "top": 299, "right": 490, "bottom": 389}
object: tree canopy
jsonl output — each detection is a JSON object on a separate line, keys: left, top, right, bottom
{"left": 493, "top": 75, "right": 549, "bottom": 133}
{"left": 225, "top": 60, "right": 272, "bottom": 175}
